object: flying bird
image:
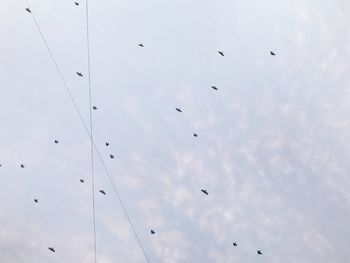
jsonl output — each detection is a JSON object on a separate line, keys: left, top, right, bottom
{"left": 74, "top": 1, "right": 79, "bottom": 5}
{"left": 175, "top": 108, "right": 182, "bottom": 112}
{"left": 139, "top": 43, "right": 144, "bottom": 47}
{"left": 218, "top": 51, "right": 224, "bottom": 56}
{"left": 99, "top": 190, "right": 106, "bottom": 195}
{"left": 105, "top": 142, "right": 109, "bottom": 146}
{"left": 54, "top": 140, "right": 59, "bottom": 144}
{"left": 193, "top": 133, "right": 198, "bottom": 137}
{"left": 110, "top": 154, "right": 115, "bottom": 159}
{"left": 48, "top": 247, "right": 55, "bottom": 252}
{"left": 92, "top": 106, "right": 97, "bottom": 110}
{"left": 26, "top": 8, "right": 31, "bottom": 13}
{"left": 211, "top": 86, "right": 218, "bottom": 90}
{"left": 80, "top": 179, "right": 85, "bottom": 183}
{"left": 270, "top": 51, "right": 276, "bottom": 56}
{"left": 257, "top": 250, "right": 263, "bottom": 255}
{"left": 76, "top": 72, "right": 83, "bottom": 77}
{"left": 233, "top": 242, "right": 238, "bottom": 247}
{"left": 201, "top": 189, "right": 208, "bottom": 195}
{"left": 151, "top": 229, "right": 156, "bottom": 234}
{"left": 20, "top": 164, "right": 25, "bottom": 168}
{"left": 34, "top": 198, "right": 38, "bottom": 203}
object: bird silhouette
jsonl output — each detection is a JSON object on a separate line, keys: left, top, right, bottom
{"left": 48, "top": 247, "right": 55, "bottom": 252}
{"left": 193, "top": 133, "right": 198, "bottom": 137}
{"left": 92, "top": 106, "right": 97, "bottom": 110}
{"left": 105, "top": 142, "right": 109, "bottom": 146}
{"left": 201, "top": 189, "right": 208, "bottom": 195}
{"left": 151, "top": 229, "right": 156, "bottom": 234}
{"left": 80, "top": 179, "right": 85, "bottom": 183}
{"left": 76, "top": 72, "right": 83, "bottom": 77}
{"left": 211, "top": 86, "right": 218, "bottom": 90}
{"left": 54, "top": 140, "right": 59, "bottom": 144}
{"left": 74, "top": 1, "right": 79, "bottom": 5}
{"left": 99, "top": 190, "right": 106, "bottom": 195}
{"left": 257, "top": 250, "right": 262, "bottom": 255}
{"left": 175, "top": 108, "right": 182, "bottom": 112}
{"left": 270, "top": 51, "right": 276, "bottom": 56}
{"left": 34, "top": 199, "right": 38, "bottom": 203}
{"left": 233, "top": 242, "right": 238, "bottom": 247}
{"left": 139, "top": 43, "right": 144, "bottom": 47}
{"left": 20, "top": 164, "right": 25, "bottom": 168}
{"left": 110, "top": 154, "right": 115, "bottom": 159}
{"left": 26, "top": 8, "right": 31, "bottom": 13}
{"left": 218, "top": 51, "right": 224, "bottom": 56}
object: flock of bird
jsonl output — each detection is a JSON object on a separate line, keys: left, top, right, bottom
{"left": 19, "top": 0, "right": 280, "bottom": 258}
{"left": 170, "top": 48, "right": 276, "bottom": 258}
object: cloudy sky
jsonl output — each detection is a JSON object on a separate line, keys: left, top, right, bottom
{"left": 1, "top": 0, "right": 350, "bottom": 262}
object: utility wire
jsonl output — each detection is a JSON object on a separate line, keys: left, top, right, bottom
{"left": 85, "top": 0, "right": 97, "bottom": 262}
{"left": 22, "top": 1, "right": 150, "bottom": 262}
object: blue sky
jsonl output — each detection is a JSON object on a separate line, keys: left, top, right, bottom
{"left": 1, "top": 0, "right": 350, "bottom": 262}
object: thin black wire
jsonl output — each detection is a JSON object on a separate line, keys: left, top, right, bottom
{"left": 85, "top": 0, "right": 97, "bottom": 262}
{"left": 22, "top": 1, "right": 150, "bottom": 262}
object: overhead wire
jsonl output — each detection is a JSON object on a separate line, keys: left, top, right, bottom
{"left": 22, "top": 1, "right": 151, "bottom": 262}
{"left": 84, "top": 0, "right": 97, "bottom": 262}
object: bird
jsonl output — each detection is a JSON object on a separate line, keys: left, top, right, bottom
{"left": 76, "top": 72, "right": 83, "bottom": 77}
{"left": 0, "top": 164, "right": 2, "bottom": 167}
{"left": 201, "top": 189, "right": 208, "bottom": 195}
{"left": 233, "top": 242, "right": 238, "bottom": 247}
{"left": 110, "top": 154, "right": 115, "bottom": 159}
{"left": 80, "top": 179, "right": 85, "bottom": 183}
{"left": 34, "top": 198, "right": 38, "bottom": 203}
{"left": 257, "top": 250, "right": 263, "bottom": 255}
{"left": 139, "top": 43, "right": 144, "bottom": 47}
{"left": 175, "top": 108, "right": 182, "bottom": 112}
{"left": 218, "top": 51, "right": 224, "bottom": 56}
{"left": 92, "top": 106, "right": 97, "bottom": 110}
{"left": 211, "top": 86, "right": 218, "bottom": 90}
{"left": 48, "top": 247, "right": 55, "bottom": 252}
{"left": 99, "top": 190, "right": 106, "bottom": 195}
{"left": 270, "top": 51, "right": 276, "bottom": 56}
{"left": 105, "top": 142, "right": 109, "bottom": 146}
{"left": 26, "top": 8, "right": 31, "bottom": 13}
{"left": 54, "top": 140, "right": 59, "bottom": 144}
{"left": 20, "top": 164, "right": 25, "bottom": 168}
{"left": 74, "top": 1, "right": 79, "bottom": 5}
{"left": 151, "top": 229, "right": 156, "bottom": 234}
{"left": 193, "top": 133, "right": 198, "bottom": 137}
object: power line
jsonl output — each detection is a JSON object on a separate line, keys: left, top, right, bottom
{"left": 22, "top": 1, "right": 150, "bottom": 262}
{"left": 85, "top": 0, "right": 97, "bottom": 262}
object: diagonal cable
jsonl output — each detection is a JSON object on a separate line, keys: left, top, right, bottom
{"left": 22, "top": 1, "right": 150, "bottom": 262}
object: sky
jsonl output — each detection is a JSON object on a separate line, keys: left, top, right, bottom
{"left": 1, "top": 0, "right": 350, "bottom": 262}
